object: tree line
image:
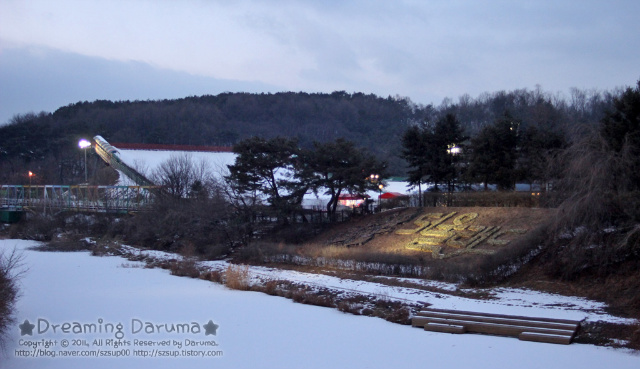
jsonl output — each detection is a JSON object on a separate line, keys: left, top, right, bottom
{"left": 0, "top": 86, "right": 625, "bottom": 185}
{"left": 401, "top": 109, "right": 566, "bottom": 201}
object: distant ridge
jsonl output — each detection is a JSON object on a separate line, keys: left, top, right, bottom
{"left": 111, "top": 142, "right": 233, "bottom": 152}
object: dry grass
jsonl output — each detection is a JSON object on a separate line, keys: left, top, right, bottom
{"left": 224, "top": 264, "right": 251, "bottom": 290}
{"left": 237, "top": 207, "right": 553, "bottom": 284}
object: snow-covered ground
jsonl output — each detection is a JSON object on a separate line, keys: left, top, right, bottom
{"left": 2, "top": 239, "right": 638, "bottom": 368}
{"left": 123, "top": 245, "right": 634, "bottom": 325}
{"left": 115, "top": 149, "right": 236, "bottom": 186}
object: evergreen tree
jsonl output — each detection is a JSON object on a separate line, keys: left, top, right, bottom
{"left": 400, "top": 125, "right": 429, "bottom": 205}
{"left": 517, "top": 124, "right": 566, "bottom": 190}
{"left": 226, "top": 136, "right": 303, "bottom": 220}
{"left": 466, "top": 112, "right": 520, "bottom": 190}
{"left": 305, "top": 139, "right": 386, "bottom": 215}
{"left": 400, "top": 114, "right": 466, "bottom": 198}
{"left": 600, "top": 80, "right": 640, "bottom": 193}
{"left": 430, "top": 114, "right": 467, "bottom": 192}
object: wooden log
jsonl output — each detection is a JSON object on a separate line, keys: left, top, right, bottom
{"left": 424, "top": 323, "right": 466, "bottom": 334}
{"left": 519, "top": 332, "right": 573, "bottom": 345}
{"left": 417, "top": 308, "right": 581, "bottom": 326}
{"left": 416, "top": 311, "right": 578, "bottom": 333}
{"left": 418, "top": 317, "right": 574, "bottom": 337}
{"left": 411, "top": 308, "right": 580, "bottom": 344}
{"left": 412, "top": 316, "right": 432, "bottom": 327}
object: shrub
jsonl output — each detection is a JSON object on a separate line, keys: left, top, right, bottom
{"left": 169, "top": 244, "right": 201, "bottom": 278}
{"left": 200, "top": 270, "right": 223, "bottom": 283}
{"left": 0, "top": 248, "right": 25, "bottom": 347}
{"left": 8, "top": 213, "right": 62, "bottom": 241}
{"left": 91, "top": 240, "right": 123, "bottom": 256}
{"left": 168, "top": 259, "right": 200, "bottom": 278}
{"left": 263, "top": 280, "right": 279, "bottom": 295}
{"left": 119, "top": 194, "right": 237, "bottom": 258}
{"left": 382, "top": 305, "right": 411, "bottom": 324}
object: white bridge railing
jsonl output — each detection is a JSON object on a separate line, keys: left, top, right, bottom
{"left": 0, "top": 185, "right": 159, "bottom": 213}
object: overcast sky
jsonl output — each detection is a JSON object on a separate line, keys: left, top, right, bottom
{"left": 1, "top": 0, "right": 639, "bottom": 124}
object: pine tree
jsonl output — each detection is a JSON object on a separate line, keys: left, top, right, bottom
{"left": 305, "top": 139, "right": 386, "bottom": 215}
{"left": 430, "top": 114, "right": 467, "bottom": 192}
{"left": 400, "top": 114, "right": 466, "bottom": 199}
{"left": 226, "top": 136, "right": 303, "bottom": 221}
{"left": 517, "top": 124, "right": 566, "bottom": 190}
{"left": 466, "top": 112, "right": 519, "bottom": 190}
{"left": 400, "top": 125, "right": 429, "bottom": 205}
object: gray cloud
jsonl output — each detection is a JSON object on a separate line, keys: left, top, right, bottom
{"left": 0, "top": 46, "right": 279, "bottom": 124}
{"left": 0, "top": 0, "right": 638, "bottom": 121}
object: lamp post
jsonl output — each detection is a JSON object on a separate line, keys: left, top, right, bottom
{"left": 368, "top": 174, "right": 383, "bottom": 212}
{"left": 28, "top": 171, "right": 34, "bottom": 203}
{"left": 78, "top": 139, "right": 91, "bottom": 184}
{"left": 446, "top": 143, "right": 461, "bottom": 193}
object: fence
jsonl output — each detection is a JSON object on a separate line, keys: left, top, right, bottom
{"left": 249, "top": 207, "right": 357, "bottom": 224}
{"left": 404, "top": 191, "right": 551, "bottom": 208}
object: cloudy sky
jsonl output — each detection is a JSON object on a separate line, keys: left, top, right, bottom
{"left": 1, "top": 0, "right": 638, "bottom": 124}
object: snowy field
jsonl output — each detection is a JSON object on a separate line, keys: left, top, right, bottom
{"left": 115, "top": 149, "right": 236, "bottom": 185}
{"left": 2, "top": 239, "right": 639, "bottom": 369}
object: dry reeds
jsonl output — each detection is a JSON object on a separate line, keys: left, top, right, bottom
{"left": 224, "top": 264, "right": 251, "bottom": 290}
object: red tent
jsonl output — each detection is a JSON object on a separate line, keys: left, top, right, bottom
{"left": 380, "top": 192, "right": 407, "bottom": 199}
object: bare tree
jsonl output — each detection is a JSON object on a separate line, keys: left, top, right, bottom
{"left": 0, "top": 247, "right": 26, "bottom": 348}
{"left": 152, "top": 153, "right": 215, "bottom": 198}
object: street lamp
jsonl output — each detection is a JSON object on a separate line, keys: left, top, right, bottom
{"left": 78, "top": 139, "right": 91, "bottom": 183}
{"left": 368, "top": 174, "right": 384, "bottom": 212}
{"left": 447, "top": 144, "right": 461, "bottom": 155}
{"left": 28, "top": 171, "right": 34, "bottom": 203}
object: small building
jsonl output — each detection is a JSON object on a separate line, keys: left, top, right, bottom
{"left": 379, "top": 192, "right": 410, "bottom": 208}
{"left": 338, "top": 194, "right": 369, "bottom": 208}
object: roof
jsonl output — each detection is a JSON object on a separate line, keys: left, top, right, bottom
{"left": 110, "top": 142, "right": 232, "bottom": 152}
{"left": 380, "top": 192, "right": 408, "bottom": 199}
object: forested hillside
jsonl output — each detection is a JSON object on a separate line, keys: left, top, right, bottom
{"left": 0, "top": 88, "right": 620, "bottom": 183}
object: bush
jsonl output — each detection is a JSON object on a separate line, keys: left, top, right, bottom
{"left": 200, "top": 270, "right": 223, "bottom": 283}
{"left": 0, "top": 248, "right": 25, "bottom": 347}
{"left": 168, "top": 244, "right": 201, "bottom": 278}
{"left": 8, "top": 213, "right": 62, "bottom": 241}
{"left": 9, "top": 212, "right": 125, "bottom": 244}
{"left": 120, "top": 194, "right": 237, "bottom": 259}
{"left": 421, "top": 191, "right": 545, "bottom": 208}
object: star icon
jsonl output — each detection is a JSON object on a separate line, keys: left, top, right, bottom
{"left": 19, "top": 320, "right": 35, "bottom": 336}
{"left": 203, "top": 320, "right": 219, "bottom": 336}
